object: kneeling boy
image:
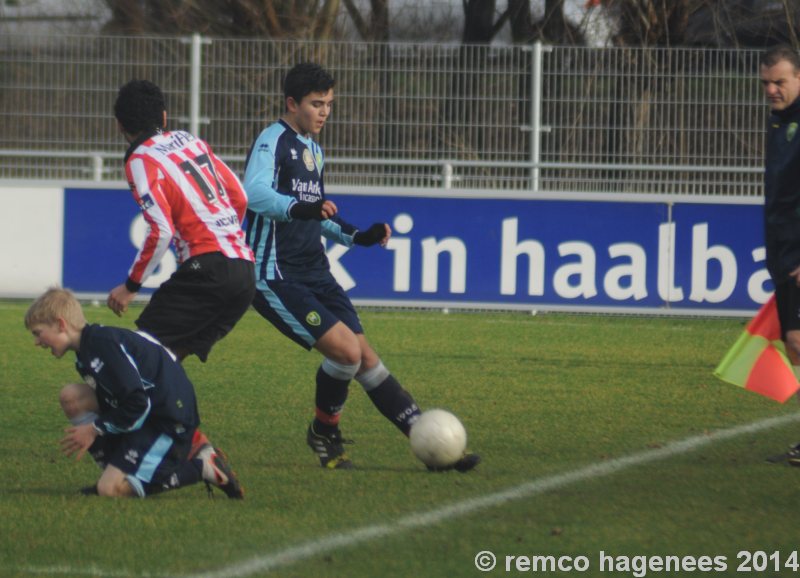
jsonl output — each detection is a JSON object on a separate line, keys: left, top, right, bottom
{"left": 25, "top": 287, "right": 243, "bottom": 499}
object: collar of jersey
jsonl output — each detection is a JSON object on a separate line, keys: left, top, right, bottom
{"left": 124, "top": 128, "right": 164, "bottom": 163}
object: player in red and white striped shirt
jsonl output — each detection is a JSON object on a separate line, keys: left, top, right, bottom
{"left": 108, "top": 80, "right": 255, "bottom": 364}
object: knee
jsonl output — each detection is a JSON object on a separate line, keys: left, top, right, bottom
{"left": 59, "top": 383, "right": 98, "bottom": 421}
{"left": 321, "top": 357, "right": 361, "bottom": 381}
{"left": 96, "top": 477, "right": 129, "bottom": 498}
{"left": 329, "top": 336, "right": 362, "bottom": 366}
{"left": 96, "top": 472, "right": 137, "bottom": 498}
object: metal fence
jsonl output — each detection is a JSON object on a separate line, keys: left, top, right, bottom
{"left": 0, "top": 34, "right": 766, "bottom": 195}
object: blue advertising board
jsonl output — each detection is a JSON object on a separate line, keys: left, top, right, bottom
{"left": 63, "top": 187, "right": 178, "bottom": 294}
{"left": 62, "top": 187, "right": 766, "bottom": 312}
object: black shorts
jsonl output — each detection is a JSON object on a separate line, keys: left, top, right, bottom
{"left": 136, "top": 252, "right": 255, "bottom": 362}
{"left": 252, "top": 275, "right": 363, "bottom": 350}
{"left": 774, "top": 279, "right": 800, "bottom": 339}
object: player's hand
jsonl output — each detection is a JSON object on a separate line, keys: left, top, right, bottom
{"left": 353, "top": 223, "right": 391, "bottom": 247}
{"left": 290, "top": 199, "right": 337, "bottom": 221}
{"left": 107, "top": 284, "right": 136, "bottom": 317}
{"left": 60, "top": 423, "right": 97, "bottom": 461}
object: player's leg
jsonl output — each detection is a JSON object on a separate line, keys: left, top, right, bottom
{"left": 770, "top": 280, "right": 800, "bottom": 465}
{"left": 355, "top": 336, "right": 481, "bottom": 472}
{"left": 313, "top": 322, "right": 361, "bottom": 430}
{"left": 100, "top": 426, "right": 207, "bottom": 498}
{"left": 308, "top": 323, "right": 361, "bottom": 469}
{"left": 95, "top": 465, "right": 137, "bottom": 497}
{"left": 252, "top": 279, "right": 357, "bottom": 469}
{"left": 354, "top": 337, "right": 421, "bottom": 435}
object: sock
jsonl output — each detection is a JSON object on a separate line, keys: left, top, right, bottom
{"left": 357, "top": 363, "right": 421, "bottom": 436}
{"left": 314, "top": 359, "right": 359, "bottom": 435}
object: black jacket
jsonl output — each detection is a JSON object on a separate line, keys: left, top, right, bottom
{"left": 765, "top": 96, "right": 800, "bottom": 280}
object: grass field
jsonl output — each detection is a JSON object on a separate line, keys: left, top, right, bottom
{"left": 2, "top": 300, "right": 800, "bottom": 578}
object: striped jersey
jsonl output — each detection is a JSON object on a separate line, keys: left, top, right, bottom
{"left": 123, "top": 129, "right": 254, "bottom": 290}
{"left": 243, "top": 119, "right": 358, "bottom": 283}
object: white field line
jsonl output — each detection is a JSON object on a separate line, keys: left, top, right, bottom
{"left": 183, "top": 412, "right": 800, "bottom": 578}
{"left": 13, "top": 565, "right": 171, "bottom": 578}
{"left": 11, "top": 412, "right": 800, "bottom": 578}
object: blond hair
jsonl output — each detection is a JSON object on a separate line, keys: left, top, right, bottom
{"left": 24, "top": 287, "right": 87, "bottom": 330}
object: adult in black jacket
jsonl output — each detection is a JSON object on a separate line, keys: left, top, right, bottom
{"left": 760, "top": 45, "right": 800, "bottom": 464}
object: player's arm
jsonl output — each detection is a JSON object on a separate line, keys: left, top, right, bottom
{"left": 61, "top": 335, "right": 151, "bottom": 458}
{"left": 87, "top": 336, "right": 152, "bottom": 436}
{"left": 108, "top": 157, "right": 175, "bottom": 316}
{"left": 243, "top": 137, "right": 295, "bottom": 221}
{"left": 323, "top": 216, "right": 390, "bottom": 248}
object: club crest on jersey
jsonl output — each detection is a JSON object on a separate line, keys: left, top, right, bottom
{"left": 306, "top": 311, "right": 321, "bottom": 326}
{"left": 788, "top": 123, "right": 798, "bottom": 142}
{"left": 303, "top": 149, "right": 315, "bottom": 172}
{"left": 138, "top": 193, "right": 155, "bottom": 210}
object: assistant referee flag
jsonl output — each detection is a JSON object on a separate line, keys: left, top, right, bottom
{"left": 713, "top": 294, "right": 800, "bottom": 403}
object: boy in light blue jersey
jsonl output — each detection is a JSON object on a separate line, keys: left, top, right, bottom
{"left": 244, "top": 62, "right": 479, "bottom": 472}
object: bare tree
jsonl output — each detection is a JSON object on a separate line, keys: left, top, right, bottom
{"left": 604, "top": 0, "right": 692, "bottom": 46}
{"left": 462, "top": 0, "right": 499, "bottom": 44}
{"left": 342, "top": 0, "right": 389, "bottom": 41}
{"left": 101, "top": 0, "right": 345, "bottom": 39}
{"left": 462, "top": 0, "right": 580, "bottom": 45}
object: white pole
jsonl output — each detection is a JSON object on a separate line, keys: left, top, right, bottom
{"left": 189, "top": 33, "right": 202, "bottom": 137}
{"left": 531, "top": 41, "right": 544, "bottom": 193}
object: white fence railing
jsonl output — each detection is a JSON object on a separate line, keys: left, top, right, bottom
{"left": 0, "top": 35, "right": 767, "bottom": 195}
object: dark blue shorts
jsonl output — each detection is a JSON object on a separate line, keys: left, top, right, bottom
{"left": 90, "top": 423, "right": 193, "bottom": 496}
{"left": 252, "top": 275, "right": 363, "bottom": 350}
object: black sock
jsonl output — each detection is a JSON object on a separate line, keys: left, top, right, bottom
{"left": 314, "top": 364, "right": 350, "bottom": 435}
{"left": 366, "top": 374, "right": 421, "bottom": 436}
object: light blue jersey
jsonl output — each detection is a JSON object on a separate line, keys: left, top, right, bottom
{"left": 243, "top": 119, "right": 357, "bottom": 282}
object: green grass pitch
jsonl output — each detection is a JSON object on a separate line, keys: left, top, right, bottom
{"left": 2, "top": 300, "right": 799, "bottom": 578}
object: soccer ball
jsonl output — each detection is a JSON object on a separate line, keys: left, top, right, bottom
{"left": 409, "top": 409, "right": 467, "bottom": 468}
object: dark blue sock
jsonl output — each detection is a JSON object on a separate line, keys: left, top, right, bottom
{"left": 314, "top": 364, "right": 350, "bottom": 435}
{"left": 366, "top": 374, "right": 421, "bottom": 436}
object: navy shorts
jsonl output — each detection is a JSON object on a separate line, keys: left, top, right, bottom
{"left": 252, "top": 275, "right": 363, "bottom": 350}
{"left": 90, "top": 423, "right": 193, "bottom": 497}
{"left": 136, "top": 252, "right": 255, "bottom": 362}
{"left": 774, "top": 279, "right": 800, "bottom": 339}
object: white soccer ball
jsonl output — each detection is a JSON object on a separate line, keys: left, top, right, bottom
{"left": 409, "top": 409, "right": 467, "bottom": 468}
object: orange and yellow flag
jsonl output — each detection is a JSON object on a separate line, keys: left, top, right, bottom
{"left": 713, "top": 295, "right": 800, "bottom": 403}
